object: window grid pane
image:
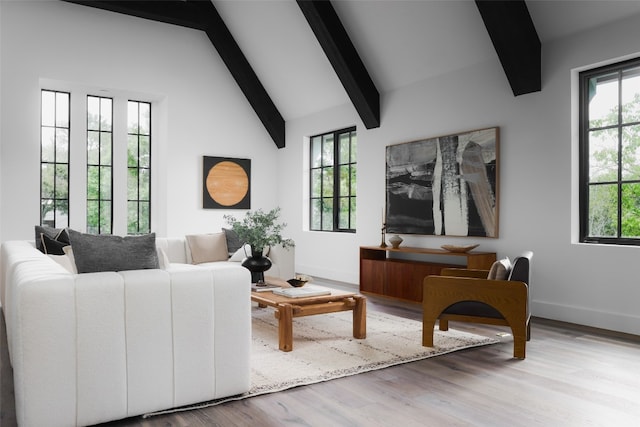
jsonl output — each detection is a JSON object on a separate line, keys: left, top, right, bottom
{"left": 622, "top": 125, "right": 640, "bottom": 180}
{"left": 86, "top": 95, "right": 113, "bottom": 234}
{"left": 581, "top": 58, "right": 640, "bottom": 245}
{"left": 588, "top": 128, "right": 619, "bottom": 183}
{"left": 621, "top": 67, "right": 640, "bottom": 123}
{"left": 588, "top": 74, "right": 619, "bottom": 129}
{"left": 621, "top": 182, "right": 640, "bottom": 238}
{"left": 309, "top": 127, "right": 356, "bottom": 232}
{"left": 588, "top": 184, "right": 618, "bottom": 237}
{"left": 40, "top": 90, "right": 70, "bottom": 228}
{"left": 127, "top": 100, "right": 152, "bottom": 234}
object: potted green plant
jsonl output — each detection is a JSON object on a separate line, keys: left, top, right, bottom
{"left": 224, "top": 208, "right": 294, "bottom": 283}
{"left": 224, "top": 207, "right": 294, "bottom": 253}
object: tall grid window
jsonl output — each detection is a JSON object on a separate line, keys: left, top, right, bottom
{"left": 310, "top": 127, "right": 357, "bottom": 232}
{"left": 86, "top": 96, "right": 113, "bottom": 234}
{"left": 127, "top": 100, "right": 151, "bottom": 234}
{"left": 40, "top": 90, "right": 70, "bottom": 228}
{"left": 580, "top": 57, "right": 640, "bottom": 245}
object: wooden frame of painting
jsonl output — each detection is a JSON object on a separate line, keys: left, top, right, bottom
{"left": 385, "top": 127, "right": 499, "bottom": 237}
{"left": 203, "top": 156, "right": 251, "bottom": 209}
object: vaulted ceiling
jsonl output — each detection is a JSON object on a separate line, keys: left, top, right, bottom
{"left": 62, "top": 0, "right": 640, "bottom": 148}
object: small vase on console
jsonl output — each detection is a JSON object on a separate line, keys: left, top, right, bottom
{"left": 389, "top": 234, "right": 403, "bottom": 249}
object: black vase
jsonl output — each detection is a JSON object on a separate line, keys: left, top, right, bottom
{"left": 241, "top": 246, "right": 272, "bottom": 284}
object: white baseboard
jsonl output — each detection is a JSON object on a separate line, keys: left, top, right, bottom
{"left": 532, "top": 300, "right": 640, "bottom": 336}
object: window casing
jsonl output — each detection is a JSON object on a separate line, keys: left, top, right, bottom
{"left": 86, "top": 96, "right": 113, "bottom": 234}
{"left": 580, "top": 57, "right": 640, "bottom": 245}
{"left": 127, "top": 100, "right": 152, "bottom": 234}
{"left": 40, "top": 90, "right": 70, "bottom": 228}
{"left": 310, "top": 127, "right": 357, "bottom": 232}
{"left": 40, "top": 89, "right": 153, "bottom": 235}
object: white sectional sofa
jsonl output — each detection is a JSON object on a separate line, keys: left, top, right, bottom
{"left": 0, "top": 235, "right": 294, "bottom": 427}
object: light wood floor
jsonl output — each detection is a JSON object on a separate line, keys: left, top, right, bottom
{"left": 2, "top": 283, "right": 640, "bottom": 427}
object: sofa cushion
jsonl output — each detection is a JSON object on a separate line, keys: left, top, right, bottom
{"left": 487, "top": 257, "right": 511, "bottom": 280}
{"left": 47, "top": 253, "right": 76, "bottom": 273}
{"left": 185, "top": 233, "right": 229, "bottom": 264}
{"left": 156, "top": 247, "right": 171, "bottom": 269}
{"left": 443, "top": 301, "right": 504, "bottom": 318}
{"left": 155, "top": 238, "right": 190, "bottom": 264}
{"left": 67, "top": 229, "right": 160, "bottom": 273}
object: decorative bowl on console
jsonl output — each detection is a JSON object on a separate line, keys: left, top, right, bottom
{"left": 440, "top": 244, "right": 479, "bottom": 253}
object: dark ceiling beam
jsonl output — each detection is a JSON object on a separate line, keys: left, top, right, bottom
{"left": 62, "top": 0, "right": 286, "bottom": 148}
{"left": 297, "top": 0, "right": 380, "bottom": 129}
{"left": 63, "top": 0, "right": 203, "bottom": 30}
{"left": 475, "top": 0, "right": 541, "bottom": 96}
{"left": 190, "top": 0, "right": 285, "bottom": 148}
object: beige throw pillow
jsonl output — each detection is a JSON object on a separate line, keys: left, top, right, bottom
{"left": 186, "top": 233, "right": 229, "bottom": 264}
{"left": 487, "top": 257, "right": 511, "bottom": 280}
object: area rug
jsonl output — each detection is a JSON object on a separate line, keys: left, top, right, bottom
{"left": 145, "top": 307, "right": 498, "bottom": 417}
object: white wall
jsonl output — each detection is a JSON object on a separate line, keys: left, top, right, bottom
{"left": 0, "top": 1, "right": 281, "bottom": 241}
{"left": 279, "top": 13, "right": 640, "bottom": 335}
{"left": 0, "top": 0, "right": 3, "bottom": 242}
{"left": 3, "top": 1, "right": 640, "bottom": 336}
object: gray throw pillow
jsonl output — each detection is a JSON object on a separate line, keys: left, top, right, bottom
{"left": 67, "top": 229, "right": 159, "bottom": 273}
{"left": 223, "top": 228, "right": 243, "bottom": 255}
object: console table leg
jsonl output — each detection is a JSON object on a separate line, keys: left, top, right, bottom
{"left": 278, "top": 303, "right": 293, "bottom": 352}
{"left": 353, "top": 295, "right": 366, "bottom": 339}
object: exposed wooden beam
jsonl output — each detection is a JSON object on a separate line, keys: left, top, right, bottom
{"left": 475, "top": 0, "right": 541, "bottom": 96}
{"left": 297, "top": 0, "right": 380, "bottom": 129}
{"left": 62, "top": 0, "right": 286, "bottom": 148}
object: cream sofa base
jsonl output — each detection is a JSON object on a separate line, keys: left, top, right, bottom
{"left": 1, "top": 239, "right": 254, "bottom": 427}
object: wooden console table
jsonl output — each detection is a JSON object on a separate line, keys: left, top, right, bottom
{"left": 359, "top": 246, "right": 496, "bottom": 303}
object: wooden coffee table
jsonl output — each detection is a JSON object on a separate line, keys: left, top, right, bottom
{"left": 251, "top": 278, "right": 366, "bottom": 352}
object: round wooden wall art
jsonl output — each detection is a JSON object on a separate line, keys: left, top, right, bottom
{"left": 203, "top": 156, "right": 251, "bottom": 209}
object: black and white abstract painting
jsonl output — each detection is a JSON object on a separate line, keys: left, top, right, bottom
{"left": 385, "top": 127, "right": 499, "bottom": 237}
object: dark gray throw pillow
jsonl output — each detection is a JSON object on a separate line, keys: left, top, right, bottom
{"left": 41, "top": 233, "right": 69, "bottom": 255}
{"left": 67, "top": 229, "right": 159, "bottom": 273}
{"left": 223, "top": 228, "right": 243, "bottom": 256}
{"left": 35, "top": 225, "right": 70, "bottom": 253}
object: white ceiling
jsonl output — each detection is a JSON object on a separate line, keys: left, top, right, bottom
{"left": 213, "top": 0, "right": 640, "bottom": 121}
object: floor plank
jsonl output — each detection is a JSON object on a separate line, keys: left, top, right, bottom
{"left": 2, "top": 282, "right": 640, "bottom": 427}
